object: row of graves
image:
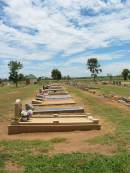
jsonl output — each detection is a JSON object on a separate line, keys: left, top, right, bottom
{"left": 70, "top": 81, "right": 130, "bottom": 108}
{"left": 8, "top": 84, "right": 101, "bottom": 134}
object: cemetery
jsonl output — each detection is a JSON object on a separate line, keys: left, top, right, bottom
{"left": 0, "top": 1, "right": 130, "bottom": 172}
{"left": 8, "top": 84, "right": 101, "bottom": 134}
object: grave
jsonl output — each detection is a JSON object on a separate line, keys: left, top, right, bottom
{"left": 8, "top": 115, "right": 100, "bottom": 134}
{"left": 32, "top": 99, "right": 76, "bottom": 106}
{"left": 47, "top": 88, "right": 64, "bottom": 92}
{"left": 33, "top": 106, "right": 84, "bottom": 114}
{"left": 49, "top": 91, "right": 69, "bottom": 95}
{"left": 8, "top": 85, "right": 101, "bottom": 134}
{"left": 36, "top": 94, "right": 72, "bottom": 101}
{"left": 32, "top": 114, "right": 87, "bottom": 118}
{"left": 48, "top": 85, "right": 62, "bottom": 89}
{"left": 45, "top": 95, "right": 71, "bottom": 99}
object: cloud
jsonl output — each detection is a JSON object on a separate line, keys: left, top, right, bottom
{"left": 0, "top": 0, "right": 130, "bottom": 77}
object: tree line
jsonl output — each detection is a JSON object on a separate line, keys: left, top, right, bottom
{"left": 7, "top": 59, "right": 130, "bottom": 87}
{"left": 7, "top": 61, "right": 69, "bottom": 87}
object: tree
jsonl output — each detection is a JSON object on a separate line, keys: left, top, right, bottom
{"left": 19, "top": 73, "right": 25, "bottom": 81}
{"left": 8, "top": 60, "right": 23, "bottom": 87}
{"left": 122, "top": 69, "right": 130, "bottom": 80}
{"left": 87, "top": 58, "right": 102, "bottom": 81}
{"left": 51, "top": 69, "right": 62, "bottom": 80}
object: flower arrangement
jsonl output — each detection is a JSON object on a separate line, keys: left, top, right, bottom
{"left": 21, "top": 110, "right": 28, "bottom": 122}
{"left": 27, "top": 110, "right": 33, "bottom": 120}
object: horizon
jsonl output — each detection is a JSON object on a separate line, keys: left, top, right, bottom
{"left": 0, "top": 0, "right": 130, "bottom": 78}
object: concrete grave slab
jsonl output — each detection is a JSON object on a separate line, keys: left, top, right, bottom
{"left": 45, "top": 95, "right": 71, "bottom": 99}
{"left": 33, "top": 106, "right": 84, "bottom": 114}
{"left": 8, "top": 124, "right": 101, "bottom": 134}
{"left": 32, "top": 99, "right": 76, "bottom": 106}
{"left": 8, "top": 116, "right": 101, "bottom": 134}
{"left": 18, "top": 117, "right": 97, "bottom": 125}
{"left": 32, "top": 114, "right": 87, "bottom": 118}
{"left": 49, "top": 92, "right": 69, "bottom": 95}
{"left": 36, "top": 95, "right": 72, "bottom": 101}
{"left": 46, "top": 88, "right": 64, "bottom": 92}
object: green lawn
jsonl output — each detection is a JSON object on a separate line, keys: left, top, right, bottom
{"left": 72, "top": 79, "right": 130, "bottom": 97}
{"left": 0, "top": 144, "right": 130, "bottom": 173}
{"left": 0, "top": 84, "right": 40, "bottom": 119}
{"left": 98, "top": 84, "right": 130, "bottom": 97}
{"left": 67, "top": 86, "right": 130, "bottom": 148}
{"left": 0, "top": 83, "right": 130, "bottom": 172}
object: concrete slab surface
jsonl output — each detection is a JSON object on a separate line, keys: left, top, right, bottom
{"left": 33, "top": 99, "right": 76, "bottom": 106}
{"left": 36, "top": 96, "right": 72, "bottom": 101}
{"left": 8, "top": 124, "right": 101, "bottom": 134}
{"left": 49, "top": 92, "right": 69, "bottom": 95}
{"left": 33, "top": 106, "right": 84, "bottom": 114}
{"left": 18, "top": 117, "right": 95, "bottom": 125}
{"left": 45, "top": 95, "right": 71, "bottom": 99}
{"left": 32, "top": 114, "right": 87, "bottom": 118}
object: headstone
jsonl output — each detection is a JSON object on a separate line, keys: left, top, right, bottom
{"left": 14, "top": 99, "right": 22, "bottom": 120}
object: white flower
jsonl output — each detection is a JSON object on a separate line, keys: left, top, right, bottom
{"left": 21, "top": 110, "right": 27, "bottom": 117}
{"left": 27, "top": 110, "right": 33, "bottom": 116}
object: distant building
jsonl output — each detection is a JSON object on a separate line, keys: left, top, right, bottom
{"left": 25, "top": 74, "right": 37, "bottom": 85}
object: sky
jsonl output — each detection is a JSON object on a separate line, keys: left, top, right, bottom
{"left": 0, "top": 0, "right": 130, "bottom": 78}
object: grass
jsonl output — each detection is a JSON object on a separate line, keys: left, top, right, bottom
{"left": 1, "top": 151, "right": 130, "bottom": 173}
{"left": 72, "top": 79, "right": 130, "bottom": 97}
{"left": 98, "top": 84, "right": 130, "bottom": 97}
{"left": 0, "top": 138, "right": 67, "bottom": 173}
{"left": 1, "top": 82, "right": 130, "bottom": 172}
{"left": 0, "top": 84, "right": 40, "bottom": 119}
{"left": 23, "top": 152, "right": 130, "bottom": 173}
{"left": 67, "top": 86, "right": 130, "bottom": 148}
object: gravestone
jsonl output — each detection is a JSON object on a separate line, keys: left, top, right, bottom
{"left": 14, "top": 99, "right": 22, "bottom": 121}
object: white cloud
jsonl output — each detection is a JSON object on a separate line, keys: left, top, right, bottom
{"left": 0, "top": 0, "right": 130, "bottom": 77}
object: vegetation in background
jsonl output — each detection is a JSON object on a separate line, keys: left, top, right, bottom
{"left": 122, "top": 69, "right": 130, "bottom": 80}
{"left": 87, "top": 58, "right": 102, "bottom": 81}
{"left": 51, "top": 69, "right": 62, "bottom": 80}
{"left": 8, "top": 61, "right": 23, "bottom": 87}
{"left": 107, "top": 73, "right": 113, "bottom": 82}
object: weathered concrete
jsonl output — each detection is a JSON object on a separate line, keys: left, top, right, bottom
{"left": 36, "top": 94, "right": 72, "bottom": 101}
{"left": 32, "top": 99, "right": 76, "bottom": 106}
{"left": 18, "top": 117, "right": 98, "bottom": 124}
{"left": 14, "top": 99, "right": 22, "bottom": 119}
{"left": 33, "top": 106, "right": 84, "bottom": 114}
{"left": 49, "top": 91, "right": 69, "bottom": 95}
{"left": 8, "top": 84, "right": 101, "bottom": 135}
{"left": 32, "top": 114, "right": 87, "bottom": 118}
{"left": 46, "top": 88, "right": 64, "bottom": 92}
{"left": 8, "top": 124, "right": 101, "bottom": 134}
{"left": 45, "top": 95, "right": 71, "bottom": 99}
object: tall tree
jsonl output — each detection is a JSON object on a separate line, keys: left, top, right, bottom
{"left": 51, "top": 69, "right": 62, "bottom": 80}
{"left": 122, "top": 69, "right": 130, "bottom": 80}
{"left": 8, "top": 60, "right": 23, "bottom": 87}
{"left": 19, "top": 73, "right": 25, "bottom": 81}
{"left": 87, "top": 58, "right": 102, "bottom": 81}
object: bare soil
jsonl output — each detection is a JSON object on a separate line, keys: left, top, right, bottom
{"left": 0, "top": 88, "right": 116, "bottom": 154}
{"left": 2, "top": 86, "right": 130, "bottom": 154}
